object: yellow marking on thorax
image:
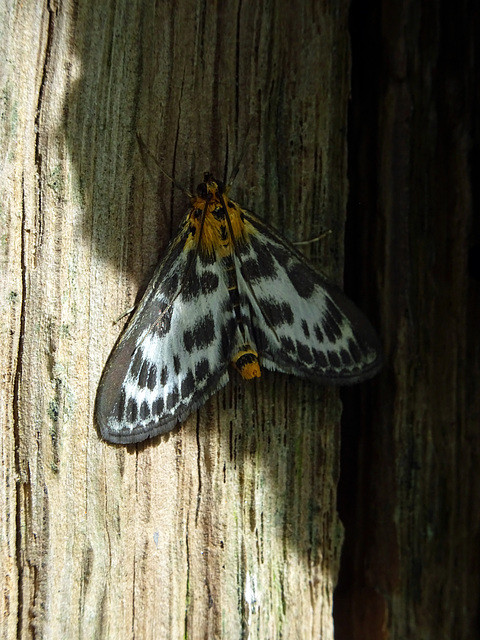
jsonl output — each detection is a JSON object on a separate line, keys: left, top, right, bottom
{"left": 184, "top": 181, "right": 255, "bottom": 258}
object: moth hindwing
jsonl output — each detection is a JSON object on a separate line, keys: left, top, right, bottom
{"left": 96, "top": 172, "right": 382, "bottom": 444}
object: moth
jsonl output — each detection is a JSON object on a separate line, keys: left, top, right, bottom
{"left": 96, "top": 172, "right": 382, "bottom": 444}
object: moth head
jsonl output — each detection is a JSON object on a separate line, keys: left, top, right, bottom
{"left": 197, "top": 173, "right": 225, "bottom": 199}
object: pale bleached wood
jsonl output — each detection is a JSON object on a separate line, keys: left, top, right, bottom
{"left": 1, "top": 1, "right": 350, "bottom": 638}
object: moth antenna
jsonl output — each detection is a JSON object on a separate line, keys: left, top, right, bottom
{"left": 293, "top": 229, "right": 333, "bottom": 246}
{"left": 136, "top": 133, "right": 193, "bottom": 198}
{"left": 220, "top": 128, "right": 228, "bottom": 186}
{"left": 226, "top": 118, "right": 254, "bottom": 187}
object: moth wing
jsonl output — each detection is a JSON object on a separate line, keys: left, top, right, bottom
{"left": 96, "top": 223, "right": 236, "bottom": 444}
{"left": 237, "top": 212, "right": 383, "bottom": 383}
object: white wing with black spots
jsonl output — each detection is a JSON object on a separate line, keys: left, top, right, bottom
{"left": 96, "top": 233, "right": 236, "bottom": 444}
{"left": 96, "top": 173, "right": 382, "bottom": 445}
{"left": 235, "top": 211, "right": 382, "bottom": 384}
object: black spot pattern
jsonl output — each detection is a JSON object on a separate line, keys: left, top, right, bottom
{"left": 339, "top": 348, "right": 352, "bottom": 365}
{"left": 324, "top": 316, "right": 343, "bottom": 343}
{"left": 301, "top": 320, "right": 310, "bottom": 339}
{"left": 173, "top": 355, "right": 181, "bottom": 375}
{"left": 202, "top": 271, "right": 220, "bottom": 293}
{"left": 195, "top": 358, "right": 210, "bottom": 381}
{"left": 328, "top": 351, "right": 342, "bottom": 369}
{"left": 260, "top": 298, "right": 294, "bottom": 326}
{"left": 313, "top": 349, "right": 329, "bottom": 368}
{"left": 183, "top": 313, "right": 216, "bottom": 352}
{"left": 314, "top": 324, "right": 324, "bottom": 343}
{"left": 126, "top": 398, "right": 138, "bottom": 423}
{"left": 152, "top": 397, "right": 164, "bottom": 416}
{"left": 243, "top": 237, "right": 277, "bottom": 280}
{"left": 181, "top": 370, "right": 195, "bottom": 398}
{"left": 140, "top": 401, "right": 150, "bottom": 420}
{"left": 182, "top": 269, "right": 220, "bottom": 301}
{"left": 160, "top": 366, "right": 168, "bottom": 386}
{"left": 241, "top": 258, "right": 260, "bottom": 280}
{"left": 296, "top": 340, "right": 313, "bottom": 365}
{"left": 286, "top": 262, "right": 316, "bottom": 298}
{"left": 166, "top": 387, "right": 179, "bottom": 410}
{"left": 180, "top": 269, "right": 201, "bottom": 301}
{"left": 280, "top": 335, "right": 295, "bottom": 352}
{"left": 211, "top": 206, "right": 226, "bottom": 222}
{"left": 147, "top": 364, "right": 157, "bottom": 391}
{"left": 137, "top": 360, "right": 150, "bottom": 389}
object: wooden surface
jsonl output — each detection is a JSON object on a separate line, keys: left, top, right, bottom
{"left": 5, "top": 1, "right": 477, "bottom": 639}
{"left": 335, "top": 1, "right": 480, "bottom": 639}
{"left": 1, "top": 1, "right": 350, "bottom": 638}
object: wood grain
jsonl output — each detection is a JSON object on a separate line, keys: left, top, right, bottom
{"left": 1, "top": 1, "right": 350, "bottom": 637}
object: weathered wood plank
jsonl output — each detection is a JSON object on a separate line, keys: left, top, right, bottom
{"left": 1, "top": 1, "right": 350, "bottom": 638}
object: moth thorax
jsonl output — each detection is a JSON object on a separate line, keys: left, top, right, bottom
{"left": 232, "top": 345, "right": 261, "bottom": 380}
{"left": 196, "top": 173, "right": 225, "bottom": 198}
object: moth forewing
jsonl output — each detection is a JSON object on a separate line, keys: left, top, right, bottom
{"left": 96, "top": 173, "right": 382, "bottom": 444}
